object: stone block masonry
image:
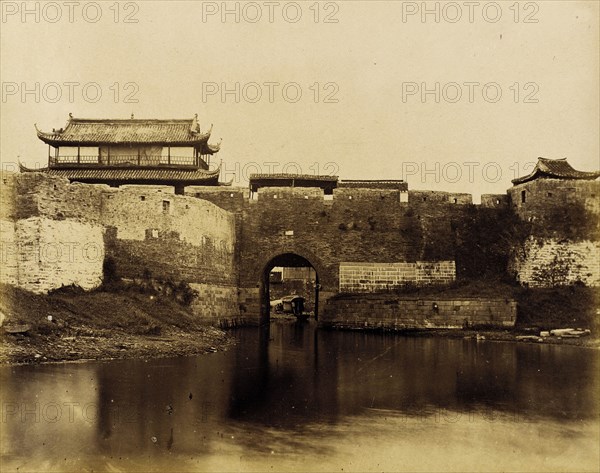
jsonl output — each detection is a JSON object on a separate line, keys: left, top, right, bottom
{"left": 512, "top": 238, "right": 600, "bottom": 287}
{"left": 190, "top": 283, "right": 240, "bottom": 326}
{"left": 339, "top": 261, "right": 456, "bottom": 292}
{"left": 322, "top": 296, "right": 517, "bottom": 330}
{"left": 509, "top": 178, "right": 600, "bottom": 219}
{"left": 101, "top": 188, "right": 237, "bottom": 287}
{"left": 0, "top": 219, "right": 19, "bottom": 286}
{"left": 4, "top": 167, "right": 598, "bottom": 328}
{"left": 1, "top": 216, "right": 104, "bottom": 294}
{"left": 2, "top": 172, "right": 240, "bottom": 324}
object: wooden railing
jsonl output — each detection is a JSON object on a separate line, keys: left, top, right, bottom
{"left": 49, "top": 155, "right": 201, "bottom": 167}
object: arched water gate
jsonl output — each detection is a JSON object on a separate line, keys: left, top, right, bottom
{"left": 259, "top": 252, "right": 320, "bottom": 324}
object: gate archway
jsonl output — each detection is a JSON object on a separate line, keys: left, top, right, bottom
{"left": 259, "top": 252, "right": 320, "bottom": 324}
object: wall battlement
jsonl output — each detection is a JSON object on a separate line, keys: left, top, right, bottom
{"left": 2, "top": 169, "right": 598, "bottom": 327}
{"left": 1, "top": 172, "right": 238, "bottom": 322}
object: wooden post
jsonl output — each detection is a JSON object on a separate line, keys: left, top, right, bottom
{"left": 168, "top": 147, "right": 171, "bottom": 165}
{"left": 77, "top": 147, "right": 80, "bottom": 164}
{"left": 107, "top": 147, "right": 111, "bottom": 166}
{"left": 48, "top": 145, "right": 51, "bottom": 167}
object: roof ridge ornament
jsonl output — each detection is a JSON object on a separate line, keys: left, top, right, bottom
{"left": 512, "top": 157, "right": 600, "bottom": 185}
{"left": 190, "top": 114, "right": 200, "bottom": 134}
{"left": 36, "top": 114, "right": 220, "bottom": 155}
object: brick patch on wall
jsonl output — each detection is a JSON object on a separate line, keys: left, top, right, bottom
{"left": 339, "top": 261, "right": 456, "bottom": 292}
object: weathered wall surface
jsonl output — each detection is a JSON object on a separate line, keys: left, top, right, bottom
{"left": 13, "top": 172, "right": 105, "bottom": 222}
{"left": 101, "top": 188, "right": 237, "bottom": 287}
{"left": 511, "top": 238, "right": 600, "bottom": 287}
{"left": 1, "top": 173, "right": 240, "bottom": 323}
{"left": 481, "top": 194, "right": 509, "bottom": 208}
{"left": 322, "top": 296, "right": 517, "bottom": 329}
{"left": 189, "top": 185, "right": 474, "bottom": 324}
{"left": 0, "top": 219, "right": 18, "bottom": 286}
{"left": 507, "top": 178, "right": 599, "bottom": 287}
{"left": 4, "top": 169, "right": 598, "bottom": 328}
{"left": 193, "top": 185, "right": 471, "bottom": 287}
{"left": 509, "top": 179, "right": 600, "bottom": 219}
{"left": 14, "top": 217, "right": 104, "bottom": 293}
{"left": 189, "top": 283, "right": 240, "bottom": 326}
{"left": 339, "top": 261, "right": 456, "bottom": 292}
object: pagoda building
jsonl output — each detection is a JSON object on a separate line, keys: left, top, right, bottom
{"left": 511, "top": 157, "right": 600, "bottom": 185}
{"left": 21, "top": 114, "right": 222, "bottom": 194}
{"left": 509, "top": 157, "right": 599, "bottom": 216}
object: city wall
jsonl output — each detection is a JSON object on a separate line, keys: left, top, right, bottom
{"left": 507, "top": 178, "right": 600, "bottom": 288}
{"left": 2, "top": 171, "right": 598, "bottom": 328}
{"left": 322, "top": 296, "right": 517, "bottom": 330}
{"left": 1, "top": 172, "right": 239, "bottom": 325}
{"left": 511, "top": 238, "right": 600, "bottom": 287}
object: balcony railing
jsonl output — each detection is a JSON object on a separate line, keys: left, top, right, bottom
{"left": 49, "top": 155, "right": 209, "bottom": 167}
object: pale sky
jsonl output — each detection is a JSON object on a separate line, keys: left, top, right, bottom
{"left": 1, "top": 1, "right": 598, "bottom": 200}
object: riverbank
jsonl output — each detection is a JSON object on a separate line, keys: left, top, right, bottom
{"left": 0, "top": 284, "right": 234, "bottom": 365}
{"left": 2, "top": 280, "right": 598, "bottom": 364}
{"left": 398, "top": 328, "right": 600, "bottom": 348}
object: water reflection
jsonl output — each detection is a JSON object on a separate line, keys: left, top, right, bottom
{"left": 1, "top": 321, "right": 598, "bottom": 472}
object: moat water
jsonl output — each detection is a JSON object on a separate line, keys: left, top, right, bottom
{"left": 2, "top": 321, "right": 599, "bottom": 472}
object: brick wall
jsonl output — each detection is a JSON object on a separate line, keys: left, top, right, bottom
{"left": 4, "top": 216, "right": 104, "bottom": 294}
{"left": 185, "top": 185, "right": 473, "bottom": 321}
{"left": 511, "top": 238, "right": 600, "bottom": 287}
{"left": 0, "top": 219, "right": 18, "bottom": 286}
{"left": 2, "top": 173, "right": 240, "bottom": 322}
{"left": 481, "top": 194, "right": 509, "bottom": 208}
{"left": 506, "top": 179, "right": 599, "bottom": 287}
{"left": 339, "top": 261, "right": 456, "bottom": 292}
{"left": 225, "top": 186, "right": 471, "bottom": 290}
{"left": 189, "top": 283, "right": 240, "bottom": 326}
{"left": 508, "top": 179, "right": 600, "bottom": 219}
{"left": 101, "top": 188, "right": 237, "bottom": 286}
{"left": 322, "top": 296, "right": 517, "bottom": 329}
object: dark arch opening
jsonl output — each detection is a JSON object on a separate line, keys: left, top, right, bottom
{"left": 260, "top": 253, "right": 320, "bottom": 324}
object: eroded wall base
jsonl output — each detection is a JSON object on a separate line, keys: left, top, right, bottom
{"left": 321, "top": 296, "right": 517, "bottom": 330}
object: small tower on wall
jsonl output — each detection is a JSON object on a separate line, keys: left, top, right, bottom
{"left": 509, "top": 157, "right": 600, "bottom": 220}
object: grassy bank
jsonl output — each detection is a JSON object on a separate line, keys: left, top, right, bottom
{"left": 2, "top": 279, "right": 598, "bottom": 364}
{"left": 0, "top": 284, "right": 233, "bottom": 364}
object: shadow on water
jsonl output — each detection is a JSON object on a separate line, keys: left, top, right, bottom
{"left": 1, "top": 320, "right": 598, "bottom": 471}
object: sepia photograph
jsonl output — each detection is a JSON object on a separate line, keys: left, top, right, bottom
{"left": 1, "top": 1, "right": 599, "bottom": 472}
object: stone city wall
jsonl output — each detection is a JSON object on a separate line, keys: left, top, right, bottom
{"left": 322, "top": 296, "right": 517, "bottom": 330}
{"left": 1, "top": 172, "right": 240, "bottom": 323}
{"left": 339, "top": 261, "right": 456, "bottom": 293}
{"left": 511, "top": 238, "right": 600, "bottom": 287}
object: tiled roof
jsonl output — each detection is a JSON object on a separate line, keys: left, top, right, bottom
{"left": 35, "top": 115, "right": 220, "bottom": 153}
{"left": 512, "top": 158, "right": 600, "bottom": 185}
{"left": 339, "top": 180, "right": 408, "bottom": 191}
{"left": 20, "top": 164, "right": 220, "bottom": 184}
{"left": 249, "top": 173, "right": 338, "bottom": 182}
{"left": 249, "top": 173, "right": 339, "bottom": 193}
